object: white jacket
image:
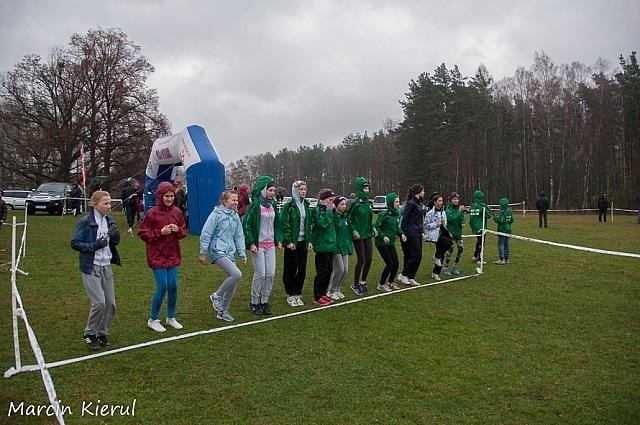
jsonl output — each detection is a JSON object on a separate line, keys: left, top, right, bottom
{"left": 424, "top": 207, "right": 447, "bottom": 242}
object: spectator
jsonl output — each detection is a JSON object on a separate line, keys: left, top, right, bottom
{"left": 0, "top": 190, "right": 7, "bottom": 230}
{"left": 174, "top": 182, "right": 188, "bottom": 229}
{"left": 536, "top": 191, "right": 549, "bottom": 228}
{"left": 120, "top": 179, "right": 139, "bottom": 230}
{"left": 70, "top": 183, "right": 84, "bottom": 216}
{"left": 597, "top": 192, "right": 608, "bottom": 223}
{"left": 237, "top": 185, "right": 250, "bottom": 220}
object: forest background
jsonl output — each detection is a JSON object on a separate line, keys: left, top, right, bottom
{"left": 1, "top": 28, "right": 638, "bottom": 208}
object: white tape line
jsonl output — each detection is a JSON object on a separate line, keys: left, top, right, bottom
{"left": 484, "top": 229, "right": 640, "bottom": 259}
{"left": 20, "top": 273, "right": 479, "bottom": 372}
{"left": 613, "top": 208, "right": 638, "bottom": 213}
{"left": 10, "top": 283, "right": 66, "bottom": 424}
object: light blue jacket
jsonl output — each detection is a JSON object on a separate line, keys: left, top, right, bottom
{"left": 423, "top": 206, "right": 448, "bottom": 243}
{"left": 200, "top": 205, "right": 246, "bottom": 263}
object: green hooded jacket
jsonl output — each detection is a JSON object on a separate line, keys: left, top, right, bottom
{"left": 469, "top": 190, "right": 492, "bottom": 234}
{"left": 374, "top": 193, "right": 402, "bottom": 247}
{"left": 242, "top": 175, "right": 281, "bottom": 249}
{"left": 310, "top": 204, "right": 337, "bottom": 253}
{"left": 347, "top": 177, "right": 374, "bottom": 239}
{"left": 279, "top": 198, "right": 311, "bottom": 246}
{"left": 334, "top": 208, "right": 354, "bottom": 255}
{"left": 493, "top": 197, "right": 515, "bottom": 234}
{"left": 445, "top": 202, "right": 465, "bottom": 239}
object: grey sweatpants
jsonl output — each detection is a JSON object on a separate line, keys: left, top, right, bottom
{"left": 250, "top": 247, "right": 276, "bottom": 304}
{"left": 213, "top": 256, "right": 242, "bottom": 312}
{"left": 329, "top": 254, "right": 349, "bottom": 293}
{"left": 81, "top": 264, "right": 116, "bottom": 337}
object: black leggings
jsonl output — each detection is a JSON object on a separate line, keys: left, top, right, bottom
{"left": 401, "top": 235, "right": 423, "bottom": 279}
{"left": 432, "top": 235, "right": 453, "bottom": 275}
{"left": 376, "top": 245, "right": 399, "bottom": 285}
{"left": 353, "top": 237, "right": 373, "bottom": 284}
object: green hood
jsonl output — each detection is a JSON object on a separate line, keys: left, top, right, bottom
{"left": 386, "top": 192, "right": 399, "bottom": 210}
{"left": 499, "top": 197, "right": 510, "bottom": 210}
{"left": 354, "top": 177, "right": 369, "bottom": 200}
{"left": 252, "top": 175, "right": 274, "bottom": 199}
{"left": 473, "top": 190, "right": 485, "bottom": 204}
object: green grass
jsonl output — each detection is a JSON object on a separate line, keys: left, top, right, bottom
{"left": 1, "top": 211, "right": 639, "bottom": 424}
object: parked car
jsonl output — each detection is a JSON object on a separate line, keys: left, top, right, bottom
{"left": 307, "top": 197, "right": 318, "bottom": 208}
{"left": 26, "top": 182, "right": 74, "bottom": 215}
{"left": 2, "top": 190, "right": 31, "bottom": 210}
{"left": 372, "top": 195, "right": 387, "bottom": 213}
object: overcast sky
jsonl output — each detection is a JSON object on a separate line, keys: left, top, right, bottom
{"left": 1, "top": 0, "right": 638, "bottom": 163}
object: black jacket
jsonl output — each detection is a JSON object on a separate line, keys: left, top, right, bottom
{"left": 401, "top": 197, "right": 425, "bottom": 237}
{"left": 536, "top": 193, "right": 549, "bottom": 211}
{"left": 597, "top": 195, "right": 608, "bottom": 210}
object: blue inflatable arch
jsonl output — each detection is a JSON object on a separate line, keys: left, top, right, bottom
{"left": 144, "top": 125, "right": 225, "bottom": 235}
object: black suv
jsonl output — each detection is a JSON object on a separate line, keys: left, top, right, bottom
{"left": 26, "top": 182, "right": 73, "bottom": 215}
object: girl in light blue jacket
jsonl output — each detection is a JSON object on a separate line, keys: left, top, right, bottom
{"left": 199, "top": 190, "right": 247, "bottom": 322}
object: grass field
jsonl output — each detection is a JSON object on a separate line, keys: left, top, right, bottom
{"left": 1, "top": 211, "right": 639, "bottom": 424}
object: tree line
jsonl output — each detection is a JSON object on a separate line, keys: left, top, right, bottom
{"left": 1, "top": 28, "right": 636, "bottom": 208}
{"left": 227, "top": 51, "right": 639, "bottom": 208}
{"left": 0, "top": 28, "right": 169, "bottom": 189}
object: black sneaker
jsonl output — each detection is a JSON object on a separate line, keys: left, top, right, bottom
{"left": 249, "top": 303, "right": 262, "bottom": 315}
{"left": 97, "top": 335, "right": 110, "bottom": 347}
{"left": 261, "top": 303, "right": 272, "bottom": 315}
{"left": 83, "top": 334, "right": 100, "bottom": 349}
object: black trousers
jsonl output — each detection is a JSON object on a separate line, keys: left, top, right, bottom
{"left": 353, "top": 238, "right": 373, "bottom": 284}
{"left": 598, "top": 209, "right": 607, "bottom": 222}
{"left": 401, "top": 235, "right": 423, "bottom": 279}
{"left": 377, "top": 245, "right": 399, "bottom": 285}
{"left": 473, "top": 233, "right": 484, "bottom": 260}
{"left": 433, "top": 235, "right": 453, "bottom": 275}
{"left": 313, "top": 252, "right": 333, "bottom": 300}
{"left": 283, "top": 240, "right": 308, "bottom": 296}
{"left": 538, "top": 210, "right": 547, "bottom": 227}
{"left": 125, "top": 203, "right": 137, "bottom": 228}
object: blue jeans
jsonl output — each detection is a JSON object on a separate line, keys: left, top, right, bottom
{"left": 497, "top": 236, "right": 510, "bottom": 261}
{"left": 150, "top": 267, "right": 178, "bottom": 320}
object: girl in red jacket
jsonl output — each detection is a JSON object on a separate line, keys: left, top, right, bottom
{"left": 138, "top": 182, "right": 187, "bottom": 332}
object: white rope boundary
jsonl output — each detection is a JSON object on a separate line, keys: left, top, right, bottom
{"left": 484, "top": 229, "right": 640, "bottom": 259}
{"left": 12, "top": 272, "right": 480, "bottom": 372}
{"left": 4, "top": 216, "right": 66, "bottom": 424}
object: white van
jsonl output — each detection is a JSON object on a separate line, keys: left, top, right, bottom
{"left": 2, "top": 190, "right": 31, "bottom": 210}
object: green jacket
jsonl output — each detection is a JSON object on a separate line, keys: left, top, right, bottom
{"left": 493, "top": 197, "right": 515, "bottom": 234}
{"left": 374, "top": 193, "right": 402, "bottom": 247}
{"left": 334, "top": 210, "right": 354, "bottom": 255}
{"left": 469, "top": 190, "right": 492, "bottom": 234}
{"left": 445, "top": 202, "right": 465, "bottom": 239}
{"left": 347, "top": 177, "right": 374, "bottom": 239}
{"left": 310, "top": 205, "right": 337, "bottom": 253}
{"left": 243, "top": 175, "right": 281, "bottom": 249}
{"left": 279, "top": 198, "right": 311, "bottom": 246}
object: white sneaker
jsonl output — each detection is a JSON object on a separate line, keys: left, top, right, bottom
{"left": 329, "top": 292, "right": 341, "bottom": 300}
{"left": 295, "top": 295, "right": 304, "bottom": 306}
{"left": 335, "top": 290, "right": 345, "bottom": 299}
{"left": 147, "top": 319, "right": 166, "bottom": 332}
{"left": 431, "top": 273, "right": 441, "bottom": 281}
{"left": 165, "top": 317, "right": 183, "bottom": 330}
{"left": 493, "top": 259, "right": 505, "bottom": 265}
{"left": 286, "top": 295, "right": 296, "bottom": 307}
{"left": 409, "top": 279, "right": 420, "bottom": 286}
{"left": 396, "top": 274, "right": 410, "bottom": 285}
{"left": 377, "top": 283, "right": 392, "bottom": 292}
{"left": 388, "top": 281, "right": 400, "bottom": 290}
